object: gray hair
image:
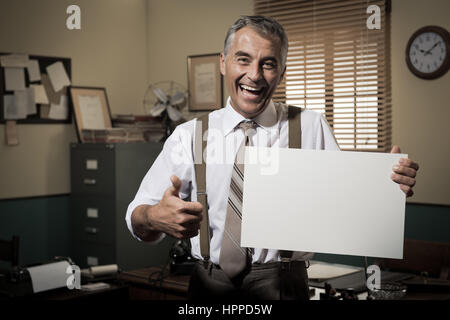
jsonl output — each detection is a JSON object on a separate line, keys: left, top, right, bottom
{"left": 224, "top": 15, "right": 288, "bottom": 70}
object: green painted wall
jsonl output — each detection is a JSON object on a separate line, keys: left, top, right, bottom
{"left": 0, "top": 195, "right": 70, "bottom": 268}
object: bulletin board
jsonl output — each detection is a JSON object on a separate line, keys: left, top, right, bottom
{"left": 0, "top": 53, "right": 72, "bottom": 124}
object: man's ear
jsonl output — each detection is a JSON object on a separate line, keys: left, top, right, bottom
{"left": 220, "top": 52, "right": 226, "bottom": 76}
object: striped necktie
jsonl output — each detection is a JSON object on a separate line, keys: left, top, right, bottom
{"left": 219, "top": 120, "right": 257, "bottom": 279}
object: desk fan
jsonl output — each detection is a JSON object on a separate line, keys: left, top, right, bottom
{"left": 143, "top": 81, "right": 187, "bottom": 137}
{"left": 143, "top": 81, "right": 187, "bottom": 121}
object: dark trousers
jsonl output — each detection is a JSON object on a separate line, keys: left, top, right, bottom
{"left": 188, "top": 260, "right": 309, "bottom": 300}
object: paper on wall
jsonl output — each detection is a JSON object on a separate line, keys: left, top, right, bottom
{"left": 49, "top": 95, "right": 69, "bottom": 120}
{"left": 3, "top": 95, "right": 15, "bottom": 119}
{"left": 46, "top": 61, "right": 71, "bottom": 92}
{"left": 4, "top": 89, "right": 36, "bottom": 118}
{"left": 13, "top": 91, "right": 30, "bottom": 119}
{"left": 41, "top": 73, "right": 63, "bottom": 104}
{"left": 26, "top": 59, "right": 41, "bottom": 82}
{"left": 241, "top": 147, "right": 407, "bottom": 259}
{"left": 30, "top": 84, "right": 49, "bottom": 104}
{"left": 3, "top": 94, "right": 27, "bottom": 120}
{"left": 4, "top": 67, "right": 26, "bottom": 91}
{"left": 5, "top": 120, "right": 19, "bottom": 146}
{"left": 40, "top": 105, "right": 50, "bottom": 119}
{"left": 25, "top": 87, "right": 37, "bottom": 115}
{"left": 0, "top": 53, "right": 29, "bottom": 68}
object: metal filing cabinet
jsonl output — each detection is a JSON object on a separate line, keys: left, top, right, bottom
{"left": 70, "top": 142, "right": 175, "bottom": 271}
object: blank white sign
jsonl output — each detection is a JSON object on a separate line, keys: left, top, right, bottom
{"left": 241, "top": 147, "right": 407, "bottom": 259}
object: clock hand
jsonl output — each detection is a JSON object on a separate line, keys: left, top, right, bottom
{"left": 425, "top": 41, "right": 440, "bottom": 55}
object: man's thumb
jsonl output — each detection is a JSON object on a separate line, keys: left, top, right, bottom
{"left": 391, "top": 145, "right": 401, "bottom": 154}
{"left": 169, "top": 175, "right": 182, "bottom": 197}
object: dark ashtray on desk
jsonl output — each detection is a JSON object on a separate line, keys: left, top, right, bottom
{"left": 370, "top": 282, "right": 407, "bottom": 300}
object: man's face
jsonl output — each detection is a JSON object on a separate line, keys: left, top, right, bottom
{"left": 220, "top": 26, "right": 285, "bottom": 118}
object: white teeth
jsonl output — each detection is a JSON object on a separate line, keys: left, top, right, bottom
{"left": 240, "top": 84, "right": 261, "bottom": 92}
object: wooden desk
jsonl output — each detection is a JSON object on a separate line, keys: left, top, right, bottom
{"left": 118, "top": 267, "right": 189, "bottom": 300}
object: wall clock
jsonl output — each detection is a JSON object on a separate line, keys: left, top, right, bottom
{"left": 405, "top": 25, "right": 450, "bottom": 79}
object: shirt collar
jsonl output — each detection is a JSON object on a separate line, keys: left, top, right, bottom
{"left": 222, "top": 97, "right": 278, "bottom": 136}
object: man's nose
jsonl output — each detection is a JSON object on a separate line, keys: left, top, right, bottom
{"left": 246, "top": 62, "right": 263, "bottom": 82}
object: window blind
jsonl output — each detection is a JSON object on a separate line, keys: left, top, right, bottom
{"left": 255, "top": 0, "right": 392, "bottom": 151}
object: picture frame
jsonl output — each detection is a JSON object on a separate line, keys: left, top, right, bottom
{"left": 69, "top": 86, "right": 112, "bottom": 143}
{"left": 187, "top": 53, "right": 223, "bottom": 111}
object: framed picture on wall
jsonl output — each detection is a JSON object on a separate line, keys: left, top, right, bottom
{"left": 187, "top": 53, "right": 223, "bottom": 111}
{"left": 69, "top": 86, "right": 112, "bottom": 142}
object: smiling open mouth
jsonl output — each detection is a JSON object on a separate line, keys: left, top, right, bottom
{"left": 239, "top": 84, "right": 264, "bottom": 96}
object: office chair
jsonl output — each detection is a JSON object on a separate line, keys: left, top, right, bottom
{"left": 0, "top": 236, "right": 20, "bottom": 267}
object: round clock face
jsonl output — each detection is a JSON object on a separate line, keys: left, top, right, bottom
{"left": 409, "top": 32, "right": 446, "bottom": 73}
{"left": 406, "top": 26, "right": 450, "bottom": 79}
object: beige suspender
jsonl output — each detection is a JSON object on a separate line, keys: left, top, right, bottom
{"left": 194, "top": 106, "right": 302, "bottom": 262}
{"left": 288, "top": 105, "right": 302, "bottom": 149}
{"left": 195, "top": 113, "right": 211, "bottom": 261}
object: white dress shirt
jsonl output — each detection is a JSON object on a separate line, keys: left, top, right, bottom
{"left": 126, "top": 98, "right": 340, "bottom": 264}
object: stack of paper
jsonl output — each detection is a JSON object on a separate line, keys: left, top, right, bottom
{"left": 307, "top": 261, "right": 362, "bottom": 281}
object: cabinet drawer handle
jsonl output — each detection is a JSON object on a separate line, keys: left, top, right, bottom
{"left": 85, "top": 227, "right": 99, "bottom": 234}
{"left": 83, "top": 178, "right": 97, "bottom": 185}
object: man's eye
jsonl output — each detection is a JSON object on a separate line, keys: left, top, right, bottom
{"left": 237, "top": 57, "right": 249, "bottom": 63}
{"left": 263, "top": 62, "right": 276, "bottom": 69}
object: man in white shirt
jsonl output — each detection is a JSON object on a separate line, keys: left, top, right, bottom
{"left": 126, "top": 16, "right": 419, "bottom": 300}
